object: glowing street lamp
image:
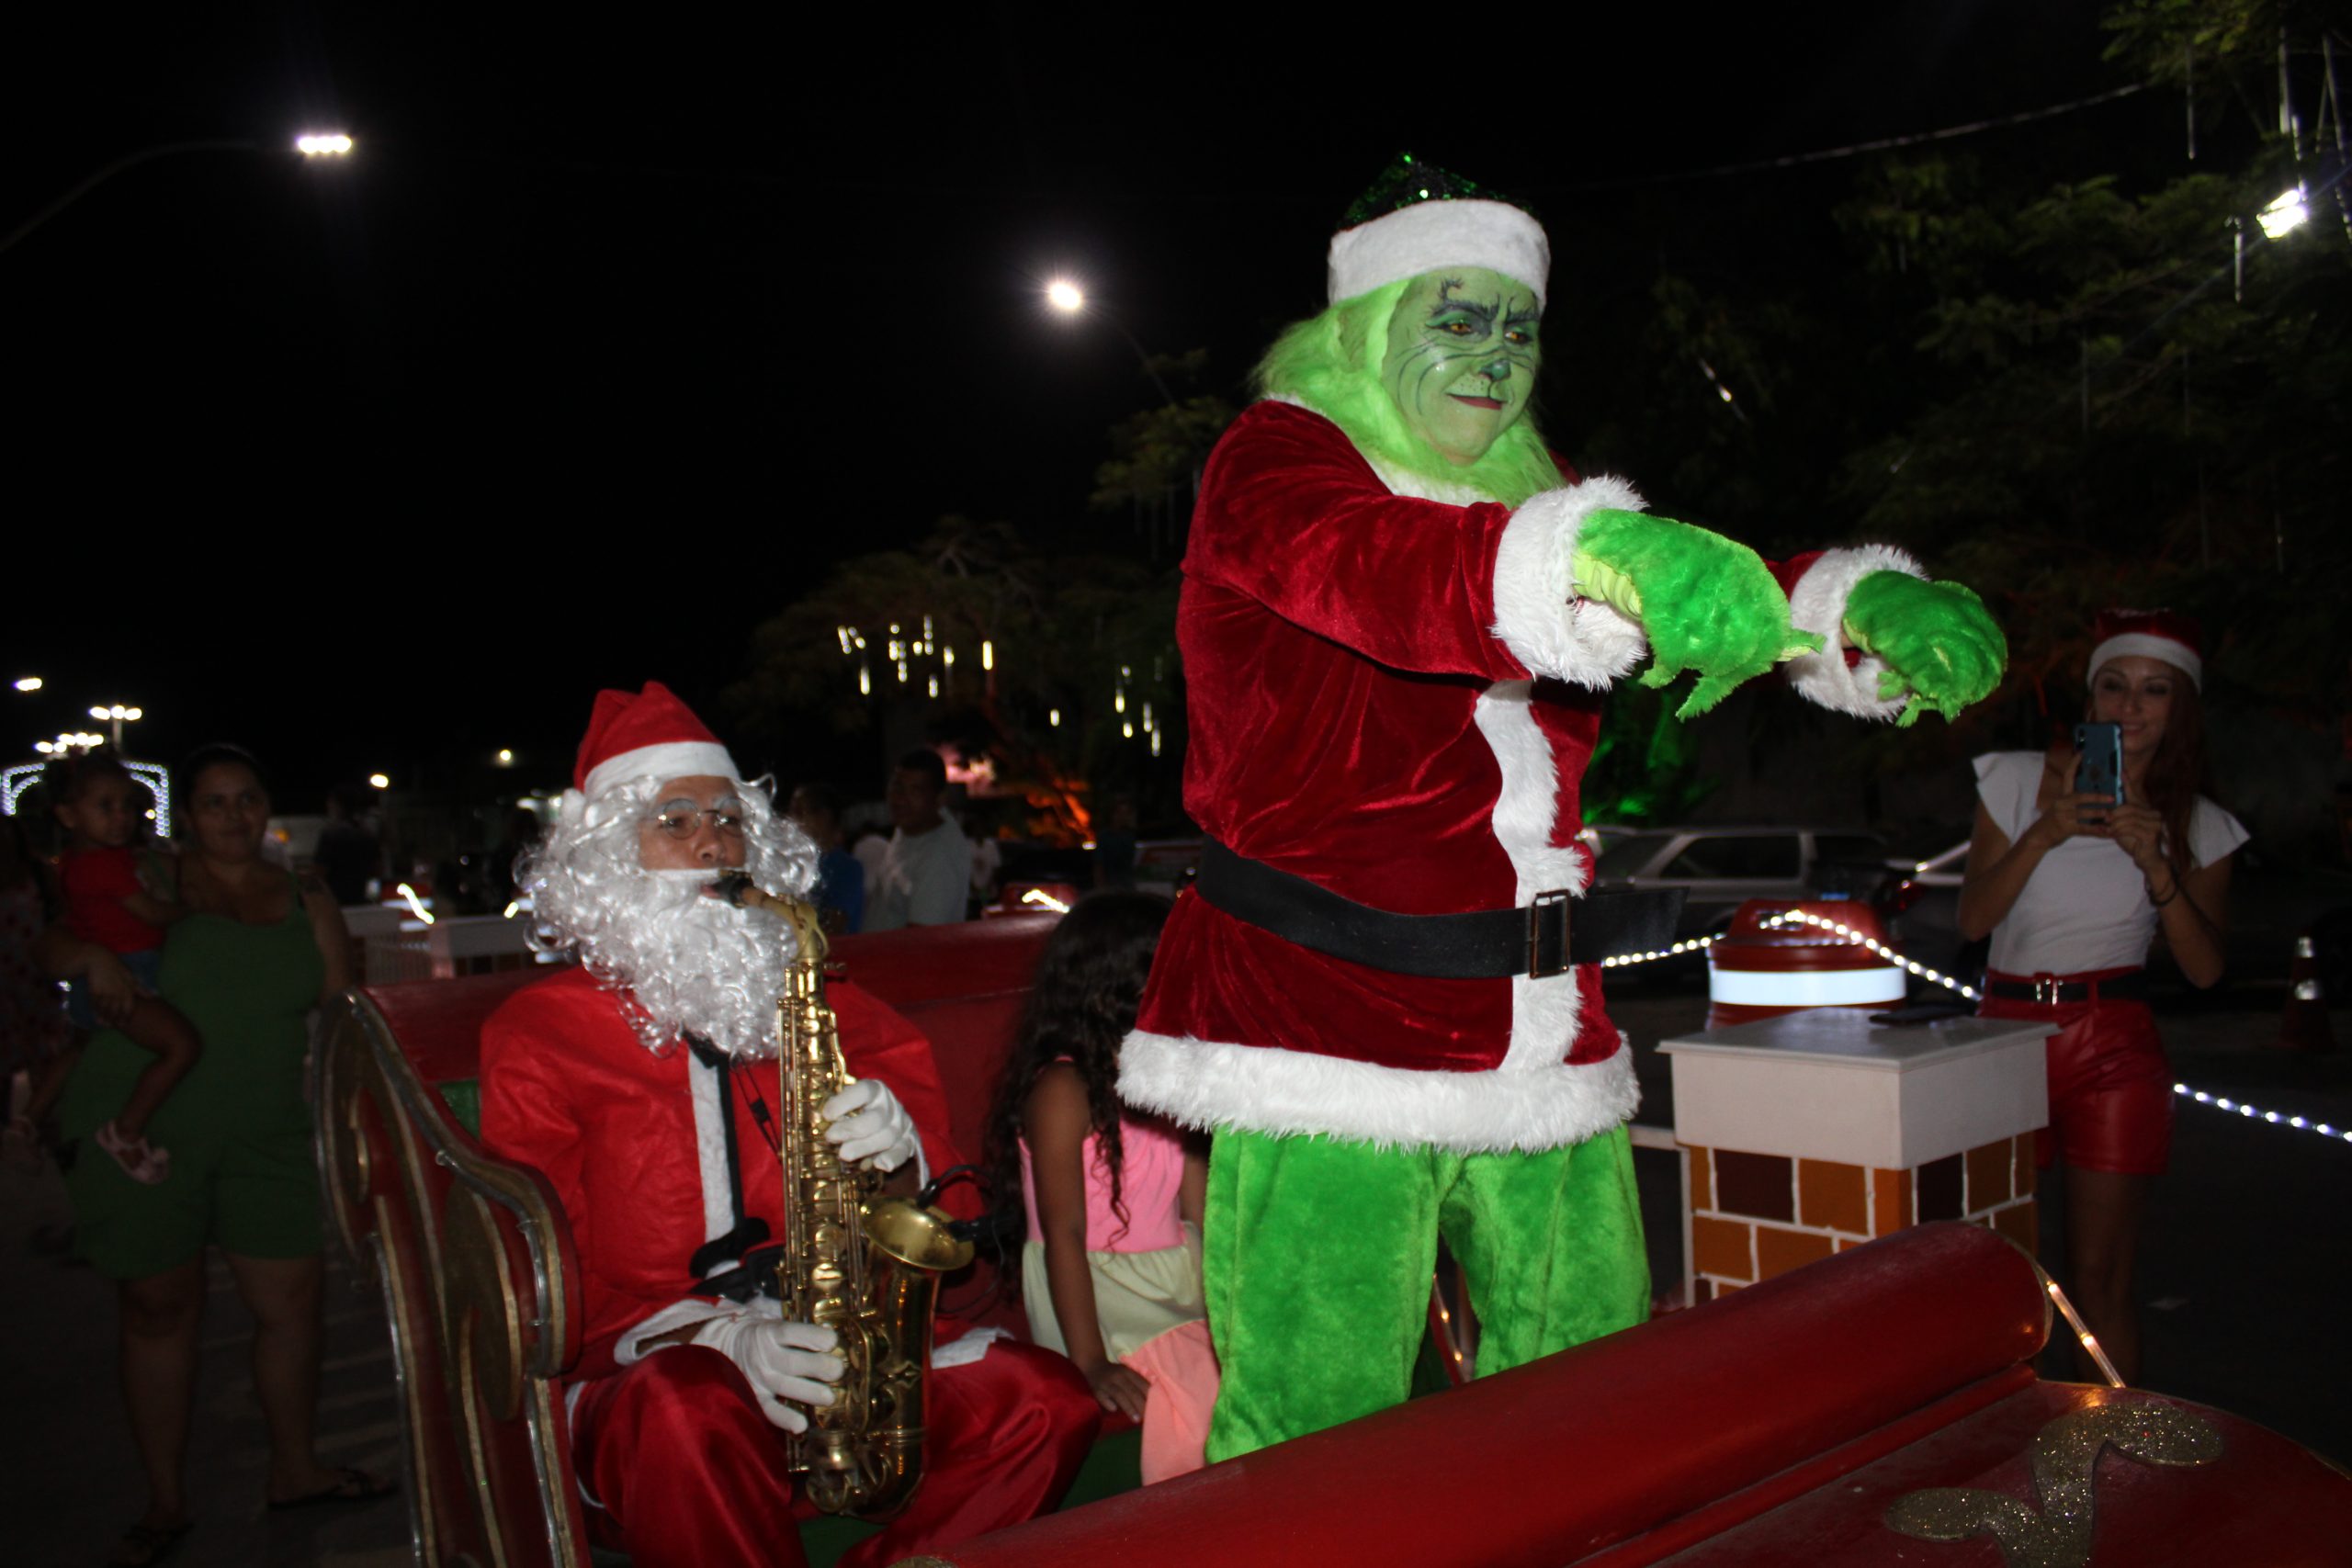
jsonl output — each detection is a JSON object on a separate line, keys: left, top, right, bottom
{"left": 12, "top": 677, "right": 40, "bottom": 693}
{"left": 1, "top": 131, "right": 357, "bottom": 260}
{"left": 368, "top": 773, "right": 390, "bottom": 790}
{"left": 1042, "top": 276, "right": 1176, "bottom": 408}
{"left": 35, "top": 730, "right": 106, "bottom": 755}
{"left": 2256, "top": 183, "right": 2310, "bottom": 240}
{"left": 88, "top": 703, "right": 143, "bottom": 750}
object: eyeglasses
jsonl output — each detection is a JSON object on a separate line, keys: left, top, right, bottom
{"left": 648, "top": 798, "right": 747, "bottom": 840}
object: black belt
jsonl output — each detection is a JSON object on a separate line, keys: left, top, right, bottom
{"left": 1984, "top": 971, "right": 2148, "bottom": 1006}
{"left": 1195, "top": 838, "right": 1683, "bottom": 980}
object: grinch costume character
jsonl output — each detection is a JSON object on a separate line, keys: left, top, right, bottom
{"left": 1118, "top": 160, "right": 2004, "bottom": 1462}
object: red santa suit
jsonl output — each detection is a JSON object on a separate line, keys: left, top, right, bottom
{"left": 481, "top": 965, "right": 1097, "bottom": 1568}
{"left": 1123, "top": 399, "right": 1917, "bottom": 1148}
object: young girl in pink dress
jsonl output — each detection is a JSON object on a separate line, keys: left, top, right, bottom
{"left": 985, "top": 890, "right": 1219, "bottom": 1482}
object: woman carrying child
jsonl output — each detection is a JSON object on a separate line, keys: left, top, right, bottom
{"left": 986, "top": 890, "right": 1220, "bottom": 1483}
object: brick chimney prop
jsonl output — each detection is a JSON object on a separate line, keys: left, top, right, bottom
{"left": 1664, "top": 901, "right": 2052, "bottom": 1306}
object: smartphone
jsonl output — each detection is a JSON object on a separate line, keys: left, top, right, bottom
{"left": 2074, "top": 721, "right": 2124, "bottom": 806}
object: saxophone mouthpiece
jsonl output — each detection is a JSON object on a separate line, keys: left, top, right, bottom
{"left": 709, "top": 872, "right": 764, "bottom": 908}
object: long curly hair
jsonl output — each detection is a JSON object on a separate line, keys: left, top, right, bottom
{"left": 981, "top": 889, "right": 1171, "bottom": 1247}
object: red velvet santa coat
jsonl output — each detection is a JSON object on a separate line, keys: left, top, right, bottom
{"left": 480, "top": 966, "right": 978, "bottom": 1381}
{"left": 1122, "top": 400, "right": 1918, "bottom": 1154}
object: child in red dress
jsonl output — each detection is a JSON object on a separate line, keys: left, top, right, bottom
{"left": 47, "top": 750, "right": 202, "bottom": 1183}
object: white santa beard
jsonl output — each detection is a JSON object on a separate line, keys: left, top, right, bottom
{"left": 582, "top": 868, "right": 790, "bottom": 1057}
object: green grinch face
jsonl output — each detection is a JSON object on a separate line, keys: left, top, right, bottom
{"left": 1381, "top": 266, "right": 1542, "bottom": 466}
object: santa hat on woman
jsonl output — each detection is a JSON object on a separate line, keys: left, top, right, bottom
{"left": 561, "top": 682, "right": 740, "bottom": 821}
{"left": 2086, "top": 609, "right": 2203, "bottom": 692}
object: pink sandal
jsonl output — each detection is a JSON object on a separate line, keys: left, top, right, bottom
{"left": 96, "top": 1120, "right": 170, "bottom": 1185}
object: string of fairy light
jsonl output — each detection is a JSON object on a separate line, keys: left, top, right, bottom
{"left": 1595, "top": 908, "right": 1980, "bottom": 1001}
{"left": 1601, "top": 905, "right": 2352, "bottom": 1150}
{"left": 834, "top": 622, "right": 1165, "bottom": 754}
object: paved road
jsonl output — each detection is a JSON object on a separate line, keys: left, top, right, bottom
{"left": 4, "top": 1155, "right": 413, "bottom": 1568}
{"left": 9, "top": 902, "right": 2346, "bottom": 1562}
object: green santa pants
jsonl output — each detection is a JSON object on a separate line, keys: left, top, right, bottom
{"left": 1201, "top": 1123, "right": 1649, "bottom": 1462}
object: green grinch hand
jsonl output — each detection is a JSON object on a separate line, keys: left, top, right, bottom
{"left": 1840, "top": 570, "right": 2006, "bottom": 727}
{"left": 1572, "top": 511, "right": 1822, "bottom": 718}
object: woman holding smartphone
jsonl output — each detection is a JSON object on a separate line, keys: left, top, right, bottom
{"left": 1956, "top": 609, "right": 2243, "bottom": 1382}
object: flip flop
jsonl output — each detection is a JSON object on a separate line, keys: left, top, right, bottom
{"left": 107, "top": 1519, "right": 189, "bottom": 1567}
{"left": 266, "top": 1466, "right": 395, "bottom": 1511}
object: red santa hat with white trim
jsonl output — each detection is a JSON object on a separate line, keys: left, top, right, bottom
{"left": 1325, "top": 152, "right": 1551, "bottom": 308}
{"left": 2086, "top": 608, "right": 2203, "bottom": 691}
{"left": 561, "top": 681, "right": 740, "bottom": 823}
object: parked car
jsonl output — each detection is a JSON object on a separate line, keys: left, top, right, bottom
{"left": 1588, "top": 825, "right": 1888, "bottom": 938}
{"left": 1868, "top": 839, "right": 1989, "bottom": 995}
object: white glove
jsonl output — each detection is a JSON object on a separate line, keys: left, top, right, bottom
{"left": 822, "top": 1077, "right": 921, "bottom": 1173}
{"left": 695, "top": 1311, "right": 843, "bottom": 1433}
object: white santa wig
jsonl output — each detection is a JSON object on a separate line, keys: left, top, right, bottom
{"left": 518, "top": 773, "right": 820, "bottom": 1056}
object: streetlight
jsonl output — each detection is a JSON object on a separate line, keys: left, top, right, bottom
{"left": 2256, "top": 183, "right": 2310, "bottom": 240}
{"left": 87, "top": 704, "right": 143, "bottom": 750}
{"left": 0, "top": 131, "right": 357, "bottom": 260}
{"left": 1044, "top": 276, "right": 1177, "bottom": 407}
{"left": 368, "top": 773, "right": 390, "bottom": 790}
{"left": 35, "top": 731, "right": 106, "bottom": 755}
{"left": 12, "top": 677, "right": 40, "bottom": 693}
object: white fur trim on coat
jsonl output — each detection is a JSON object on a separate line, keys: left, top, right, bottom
{"left": 1329, "top": 199, "right": 1550, "bottom": 308}
{"left": 1474, "top": 681, "right": 1589, "bottom": 1070}
{"left": 1781, "top": 546, "right": 1924, "bottom": 721}
{"left": 1119, "top": 1029, "right": 1638, "bottom": 1155}
{"left": 1489, "top": 479, "right": 1653, "bottom": 689}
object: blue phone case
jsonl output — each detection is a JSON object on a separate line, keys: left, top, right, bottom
{"left": 2074, "top": 721, "right": 2124, "bottom": 804}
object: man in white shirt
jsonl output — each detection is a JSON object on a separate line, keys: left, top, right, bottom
{"left": 865, "top": 750, "right": 971, "bottom": 931}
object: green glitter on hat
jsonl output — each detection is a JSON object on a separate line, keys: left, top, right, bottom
{"left": 1341, "top": 152, "right": 1531, "bottom": 228}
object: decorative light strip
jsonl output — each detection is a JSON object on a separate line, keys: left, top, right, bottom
{"left": 2175, "top": 1085, "right": 2352, "bottom": 1145}
{"left": 1761, "top": 909, "right": 1982, "bottom": 1001}
{"left": 1599, "top": 935, "right": 1718, "bottom": 969}
{"left": 396, "top": 883, "right": 436, "bottom": 925}
{"left": 2036, "top": 1267, "right": 2125, "bottom": 1388}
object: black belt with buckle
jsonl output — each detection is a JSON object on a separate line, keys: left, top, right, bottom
{"left": 1984, "top": 970, "right": 2148, "bottom": 1006}
{"left": 1194, "top": 838, "right": 1684, "bottom": 980}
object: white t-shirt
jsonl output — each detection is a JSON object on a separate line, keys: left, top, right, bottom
{"left": 865, "top": 817, "right": 972, "bottom": 931}
{"left": 1974, "top": 751, "right": 2247, "bottom": 977}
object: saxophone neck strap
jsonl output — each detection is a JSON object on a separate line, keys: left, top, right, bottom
{"left": 684, "top": 1033, "right": 777, "bottom": 1299}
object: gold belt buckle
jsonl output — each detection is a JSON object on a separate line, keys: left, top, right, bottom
{"left": 1527, "top": 889, "right": 1572, "bottom": 979}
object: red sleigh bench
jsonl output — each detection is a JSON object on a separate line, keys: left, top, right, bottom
{"left": 316, "top": 914, "right": 1060, "bottom": 1568}
{"left": 322, "top": 910, "right": 2352, "bottom": 1567}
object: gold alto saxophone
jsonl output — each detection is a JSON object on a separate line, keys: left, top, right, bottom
{"left": 715, "top": 873, "right": 975, "bottom": 1518}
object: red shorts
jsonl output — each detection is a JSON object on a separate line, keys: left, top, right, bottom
{"left": 1979, "top": 989, "right": 2172, "bottom": 1177}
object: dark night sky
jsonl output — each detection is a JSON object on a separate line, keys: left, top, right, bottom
{"left": 0, "top": 2, "right": 2167, "bottom": 806}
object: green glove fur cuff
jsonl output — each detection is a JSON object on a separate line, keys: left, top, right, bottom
{"left": 1573, "top": 511, "right": 1819, "bottom": 719}
{"left": 1840, "top": 571, "right": 2007, "bottom": 727}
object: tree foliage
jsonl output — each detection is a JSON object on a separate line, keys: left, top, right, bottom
{"left": 725, "top": 516, "right": 1183, "bottom": 840}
